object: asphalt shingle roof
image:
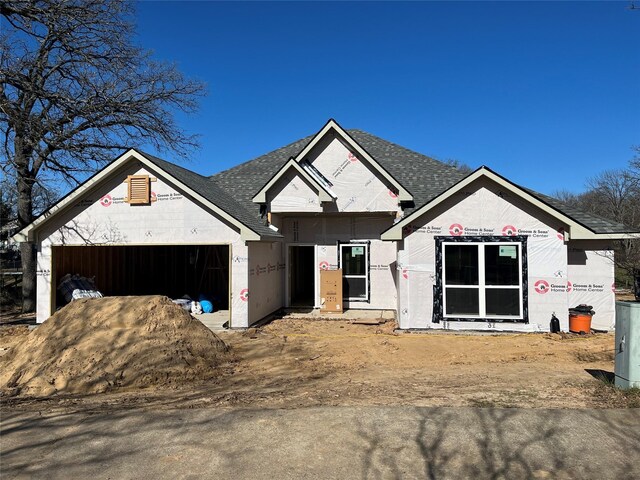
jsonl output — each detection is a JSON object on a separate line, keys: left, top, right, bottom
{"left": 209, "top": 135, "right": 314, "bottom": 216}
{"left": 521, "top": 188, "right": 634, "bottom": 234}
{"left": 345, "top": 130, "right": 468, "bottom": 216}
{"left": 138, "top": 151, "right": 278, "bottom": 238}
{"left": 144, "top": 128, "right": 634, "bottom": 237}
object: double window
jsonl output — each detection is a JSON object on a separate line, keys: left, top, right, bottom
{"left": 442, "top": 241, "right": 524, "bottom": 320}
{"left": 339, "top": 243, "right": 369, "bottom": 301}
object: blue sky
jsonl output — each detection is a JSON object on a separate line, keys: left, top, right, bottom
{"left": 136, "top": 1, "right": 639, "bottom": 195}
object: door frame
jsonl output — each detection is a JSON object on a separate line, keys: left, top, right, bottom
{"left": 338, "top": 241, "right": 371, "bottom": 302}
{"left": 285, "top": 243, "right": 318, "bottom": 307}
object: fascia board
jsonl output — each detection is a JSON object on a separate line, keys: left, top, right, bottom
{"left": 294, "top": 120, "right": 337, "bottom": 162}
{"left": 13, "top": 149, "right": 262, "bottom": 243}
{"left": 294, "top": 119, "right": 413, "bottom": 202}
{"left": 248, "top": 236, "right": 284, "bottom": 243}
{"left": 381, "top": 168, "right": 602, "bottom": 241}
{"left": 13, "top": 148, "right": 141, "bottom": 242}
{"left": 252, "top": 158, "right": 333, "bottom": 203}
{"left": 570, "top": 232, "right": 640, "bottom": 240}
{"left": 10, "top": 231, "right": 29, "bottom": 243}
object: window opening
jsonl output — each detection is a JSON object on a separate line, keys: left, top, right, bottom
{"left": 436, "top": 236, "right": 528, "bottom": 323}
{"left": 339, "top": 242, "right": 369, "bottom": 301}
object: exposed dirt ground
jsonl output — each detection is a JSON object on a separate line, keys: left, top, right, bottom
{"left": 0, "top": 296, "right": 230, "bottom": 397}
{"left": 2, "top": 314, "right": 636, "bottom": 414}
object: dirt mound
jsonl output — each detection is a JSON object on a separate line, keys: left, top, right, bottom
{"left": 0, "top": 296, "right": 230, "bottom": 397}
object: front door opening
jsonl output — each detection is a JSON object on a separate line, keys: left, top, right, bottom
{"left": 290, "top": 245, "right": 315, "bottom": 306}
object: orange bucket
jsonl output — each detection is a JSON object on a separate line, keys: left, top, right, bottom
{"left": 569, "top": 313, "right": 592, "bottom": 334}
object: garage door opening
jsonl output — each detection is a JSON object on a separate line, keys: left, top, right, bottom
{"left": 52, "top": 245, "right": 230, "bottom": 326}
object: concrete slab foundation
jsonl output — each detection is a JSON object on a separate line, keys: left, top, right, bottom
{"left": 193, "top": 311, "right": 229, "bottom": 332}
{"left": 281, "top": 308, "right": 396, "bottom": 321}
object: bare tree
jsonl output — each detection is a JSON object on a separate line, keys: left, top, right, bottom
{"left": 1, "top": 175, "right": 59, "bottom": 221}
{"left": 585, "top": 170, "right": 639, "bottom": 228}
{"left": 442, "top": 158, "right": 473, "bottom": 174}
{"left": 550, "top": 189, "right": 582, "bottom": 209}
{"left": 558, "top": 167, "right": 640, "bottom": 280}
{"left": 629, "top": 145, "right": 640, "bottom": 181}
{"left": 0, "top": 0, "right": 205, "bottom": 311}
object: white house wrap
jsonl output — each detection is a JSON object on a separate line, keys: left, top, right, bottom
{"left": 15, "top": 120, "right": 637, "bottom": 331}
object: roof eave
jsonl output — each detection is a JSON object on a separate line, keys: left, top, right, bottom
{"left": 381, "top": 166, "right": 611, "bottom": 241}
{"left": 569, "top": 232, "right": 640, "bottom": 240}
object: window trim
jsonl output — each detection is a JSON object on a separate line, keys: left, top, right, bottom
{"left": 338, "top": 241, "right": 370, "bottom": 302}
{"left": 433, "top": 235, "right": 529, "bottom": 324}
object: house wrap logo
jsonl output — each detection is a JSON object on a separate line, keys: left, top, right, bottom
{"left": 557, "top": 228, "right": 565, "bottom": 241}
{"left": 402, "top": 269, "right": 408, "bottom": 279}
{"left": 319, "top": 261, "right": 329, "bottom": 270}
{"left": 348, "top": 152, "right": 358, "bottom": 163}
{"left": 388, "top": 190, "right": 398, "bottom": 198}
{"left": 567, "top": 281, "right": 572, "bottom": 293}
{"left": 239, "top": 289, "right": 249, "bottom": 302}
{"left": 570, "top": 283, "right": 605, "bottom": 293}
{"left": 449, "top": 223, "right": 463, "bottom": 236}
{"left": 100, "top": 195, "right": 112, "bottom": 207}
{"left": 502, "top": 225, "right": 517, "bottom": 236}
{"left": 534, "top": 280, "right": 549, "bottom": 294}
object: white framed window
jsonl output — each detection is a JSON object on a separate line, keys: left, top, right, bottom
{"left": 339, "top": 243, "right": 369, "bottom": 301}
{"left": 442, "top": 241, "right": 523, "bottom": 320}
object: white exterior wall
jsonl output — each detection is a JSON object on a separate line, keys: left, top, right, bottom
{"left": 398, "top": 179, "right": 571, "bottom": 332}
{"left": 282, "top": 216, "right": 397, "bottom": 310}
{"left": 268, "top": 170, "right": 323, "bottom": 213}
{"left": 35, "top": 163, "right": 250, "bottom": 327}
{"left": 230, "top": 243, "right": 250, "bottom": 328}
{"left": 306, "top": 137, "right": 400, "bottom": 213}
{"left": 248, "top": 241, "right": 285, "bottom": 325}
{"left": 567, "top": 241, "right": 616, "bottom": 331}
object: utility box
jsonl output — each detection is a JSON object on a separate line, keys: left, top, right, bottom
{"left": 320, "top": 269, "right": 343, "bottom": 313}
{"left": 614, "top": 301, "right": 640, "bottom": 389}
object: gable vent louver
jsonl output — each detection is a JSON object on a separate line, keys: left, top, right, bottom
{"left": 125, "top": 175, "right": 156, "bottom": 204}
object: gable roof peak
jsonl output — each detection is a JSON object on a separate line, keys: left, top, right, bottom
{"left": 292, "top": 119, "right": 414, "bottom": 201}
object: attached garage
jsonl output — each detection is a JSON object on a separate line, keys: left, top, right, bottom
{"left": 51, "top": 244, "right": 230, "bottom": 313}
{"left": 17, "top": 149, "right": 282, "bottom": 328}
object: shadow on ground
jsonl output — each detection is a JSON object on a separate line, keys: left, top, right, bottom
{"left": 1, "top": 406, "right": 639, "bottom": 479}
